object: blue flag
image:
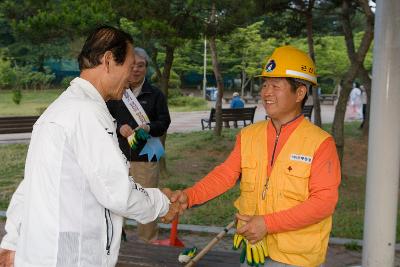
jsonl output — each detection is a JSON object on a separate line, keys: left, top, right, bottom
{"left": 139, "top": 137, "right": 165, "bottom": 161}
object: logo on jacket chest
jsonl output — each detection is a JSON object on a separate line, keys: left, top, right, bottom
{"left": 105, "top": 127, "right": 114, "bottom": 136}
{"left": 290, "top": 154, "right": 312, "bottom": 164}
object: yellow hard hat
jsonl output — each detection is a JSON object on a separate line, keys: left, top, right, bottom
{"left": 259, "top": 45, "right": 317, "bottom": 86}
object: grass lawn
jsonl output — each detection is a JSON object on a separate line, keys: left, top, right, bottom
{"left": 1, "top": 122, "right": 398, "bottom": 240}
{"left": 0, "top": 144, "right": 28, "bottom": 210}
{"left": 168, "top": 105, "right": 208, "bottom": 112}
{"left": 161, "top": 129, "right": 241, "bottom": 226}
{"left": 0, "top": 89, "right": 208, "bottom": 116}
{"left": 0, "top": 89, "right": 64, "bottom": 116}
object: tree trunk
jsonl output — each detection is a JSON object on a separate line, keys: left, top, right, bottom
{"left": 150, "top": 47, "right": 162, "bottom": 84}
{"left": 159, "top": 133, "right": 168, "bottom": 179}
{"left": 35, "top": 54, "right": 46, "bottom": 91}
{"left": 332, "top": 76, "right": 356, "bottom": 163}
{"left": 209, "top": 35, "right": 224, "bottom": 136}
{"left": 208, "top": 2, "right": 224, "bottom": 136}
{"left": 305, "top": 0, "right": 322, "bottom": 127}
{"left": 159, "top": 46, "right": 175, "bottom": 178}
{"left": 38, "top": 54, "right": 45, "bottom": 73}
{"left": 250, "top": 78, "right": 254, "bottom": 95}
{"left": 160, "top": 46, "right": 175, "bottom": 97}
{"left": 358, "top": 65, "right": 371, "bottom": 135}
{"left": 241, "top": 66, "right": 246, "bottom": 97}
{"left": 332, "top": 0, "right": 374, "bottom": 163}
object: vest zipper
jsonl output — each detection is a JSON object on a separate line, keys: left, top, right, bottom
{"left": 270, "top": 130, "right": 280, "bottom": 167}
{"left": 262, "top": 129, "right": 281, "bottom": 200}
{"left": 262, "top": 182, "right": 268, "bottom": 200}
{"left": 105, "top": 208, "right": 114, "bottom": 255}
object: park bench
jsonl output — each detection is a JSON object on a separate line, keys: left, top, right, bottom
{"left": 0, "top": 116, "right": 39, "bottom": 134}
{"left": 301, "top": 105, "right": 313, "bottom": 120}
{"left": 223, "top": 95, "right": 261, "bottom": 104}
{"left": 201, "top": 106, "right": 257, "bottom": 130}
{"left": 319, "top": 94, "right": 337, "bottom": 105}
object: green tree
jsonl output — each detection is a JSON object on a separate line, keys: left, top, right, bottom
{"left": 0, "top": 0, "right": 116, "bottom": 69}
{"left": 114, "top": 0, "right": 205, "bottom": 177}
{"left": 172, "top": 40, "right": 209, "bottom": 76}
{"left": 332, "top": 0, "right": 374, "bottom": 162}
{"left": 200, "top": 0, "right": 260, "bottom": 136}
{"left": 224, "top": 22, "right": 277, "bottom": 96}
{"left": 0, "top": 52, "right": 16, "bottom": 89}
{"left": 113, "top": 0, "right": 203, "bottom": 97}
{"left": 0, "top": 11, "right": 14, "bottom": 47}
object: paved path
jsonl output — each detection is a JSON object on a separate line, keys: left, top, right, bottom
{"left": 0, "top": 133, "right": 31, "bottom": 144}
{"left": 168, "top": 102, "right": 339, "bottom": 134}
{"left": 0, "top": 103, "right": 338, "bottom": 143}
{"left": 1, "top": 221, "right": 396, "bottom": 267}
{"left": 118, "top": 228, "right": 369, "bottom": 267}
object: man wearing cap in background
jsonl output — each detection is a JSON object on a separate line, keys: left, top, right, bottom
{"left": 230, "top": 92, "right": 245, "bottom": 109}
{"left": 230, "top": 92, "right": 245, "bottom": 128}
{"left": 171, "top": 45, "right": 341, "bottom": 267}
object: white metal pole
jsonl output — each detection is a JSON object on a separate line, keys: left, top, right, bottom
{"left": 203, "top": 37, "right": 207, "bottom": 99}
{"left": 362, "top": 1, "right": 400, "bottom": 266}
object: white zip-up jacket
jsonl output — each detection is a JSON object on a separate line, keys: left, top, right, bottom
{"left": 0, "top": 77, "right": 170, "bottom": 267}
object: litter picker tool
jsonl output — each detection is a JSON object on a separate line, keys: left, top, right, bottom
{"left": 183, "top": 220, "right": 235, "bottom": 267}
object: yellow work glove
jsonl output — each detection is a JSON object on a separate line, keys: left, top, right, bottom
{"left": 232, "top": 233, "right": 268, "bottom": 266}
{"left": 127, "top": 128, "right": 150, "bottom": 150}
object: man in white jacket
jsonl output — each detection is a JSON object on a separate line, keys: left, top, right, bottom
{"left": 0, "top": 26, "right": 178, "bottom": 267}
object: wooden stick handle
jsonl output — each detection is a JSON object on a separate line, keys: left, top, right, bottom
{"left": 185, "top": 220, "right": 235, "bottom": 267}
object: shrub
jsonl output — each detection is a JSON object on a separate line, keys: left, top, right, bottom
{"left": 168, "top": 95, "right": 207, "bottom": 107}
{"left": 16, "top": 67, "right": 55, "bottom": 90}
{"left": 12, "top": 89, "right": 22, "bottom": 105}
{"left": 0, "top": 57, "right": 17, "bottom": 89}
{"left": 151, "top": 68, "right": 181, "bottom": 90}
{"left": 0, "top": 52, "right": 55, "bottom": 90}
{"left": 168, "top": 88, "right": 183, "bottom": 99}
{"left": 167, "top": 72, "right": 181, "bottom": 90}
{"left": 61, "top": 76, "right": 75, "bottom": 88}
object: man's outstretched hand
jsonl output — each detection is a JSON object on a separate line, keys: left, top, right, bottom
{"left": 169, "top": 190, "right": 189, "bottom": 211}
{"left": 0, "top": 248, "right": 15, "bottom": 267}
{"left": 160, "top": 201, "right": 181, "bottom": 223}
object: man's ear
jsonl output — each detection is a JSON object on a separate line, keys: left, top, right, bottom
{"left": 103, "top": 51, "right": 113, "bottom": 73}
{"left": 296, "top": 85, "right": 307, "bottom": 103}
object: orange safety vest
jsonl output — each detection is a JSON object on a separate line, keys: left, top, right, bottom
{"left": 234, "top": 119, "right": 332, "bottom": 267}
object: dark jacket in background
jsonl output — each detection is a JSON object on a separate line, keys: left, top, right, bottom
{"left": 107, "top": 79, "right": 171, "bottom": 162}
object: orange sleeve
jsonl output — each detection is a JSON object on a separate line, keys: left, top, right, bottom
{"left": 264, "top": 137, "right": 341, "bottom": 233}
{"left": 184, "top": 134, "right": 242, "bottom": 208}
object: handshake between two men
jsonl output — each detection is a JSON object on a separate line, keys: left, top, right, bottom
{"left": 159, "top": 188, "right": 188, "bottom": 223}
{"left": 159, "top": 188, "right": 268, "bottom": 247}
